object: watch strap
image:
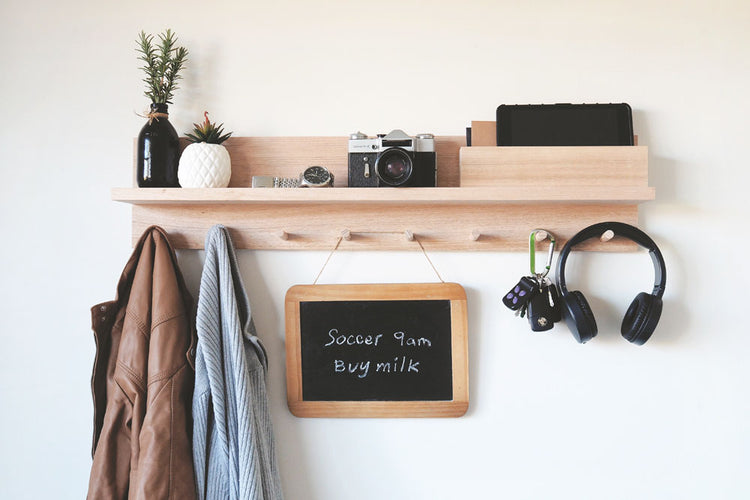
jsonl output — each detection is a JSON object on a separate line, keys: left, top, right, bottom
{"left": 274, "top": 177, "right": 299, "bottom": 188}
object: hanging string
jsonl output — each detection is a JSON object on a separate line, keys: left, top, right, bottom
{"left": 414, "top": 235, "right": 445, "bottom": 283}
{"left": 312, "top": 236, "right": 344, "bottom": 285}
{"left": 312, "top": 231, "right": 445, "bottom": 284}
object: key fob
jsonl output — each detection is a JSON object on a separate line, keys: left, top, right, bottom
{"left": 527, "top": 286, "right": 556, "bottom": 332}
{"left": 527, "top": 281, "right": 562, "bottom": 331}
{"left": 503, "top": 276, "right": 537, "bottom": 311}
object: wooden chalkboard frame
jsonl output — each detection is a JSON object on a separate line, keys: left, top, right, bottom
{"left": 285, "top": 282, "right": 469, "bottom": 418}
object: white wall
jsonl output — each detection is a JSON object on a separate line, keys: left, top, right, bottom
{"left": 1, "top": 1, "right": 748, "bottom": 498}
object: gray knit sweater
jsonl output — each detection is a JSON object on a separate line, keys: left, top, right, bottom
{"left": 192, "top": 225, "right": 284, "bottom": 500}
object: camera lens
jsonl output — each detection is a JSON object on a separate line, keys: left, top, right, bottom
{"left": 375, "top": 148, "right": 413, "bottom": 186}
{"left": 386, "top": 158, "right": 407, "bottom": 178}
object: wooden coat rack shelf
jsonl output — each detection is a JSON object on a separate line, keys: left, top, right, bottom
{"left": 112, "top": 136, "right": 654, "bottom": 251}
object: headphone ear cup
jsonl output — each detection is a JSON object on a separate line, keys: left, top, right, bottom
{"left": 621, "top": 292, "right": 662, "bottom": 345}
{"left": 561, "top": 290, "right": 598, "bottom": 344}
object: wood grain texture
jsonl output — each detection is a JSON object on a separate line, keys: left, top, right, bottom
{"left": 116, "top": 137, "right": 654, "bottom": 251}
{"left": 130, "top": 202, "right": 642, "bottom": 251}
{"left": 470, "top": 121, "right": 497, "bottom": 146}
{"left": 284, "top": 283, "right": 469, "bottom": 418}
{"left": 459, "top": 146, "right": 648, "bottom": 187}
{"left": 113, "top": 186, "right": 654, "bottom": 205}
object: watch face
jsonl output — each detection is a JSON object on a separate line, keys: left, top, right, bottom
{"left": 303, "top": 166, "right": 330, "bottom": 185}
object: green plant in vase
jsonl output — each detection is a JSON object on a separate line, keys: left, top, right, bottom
{"left": 137, "top": 29, "right": 188, "bottom": 105}
{"left": 135, "top": 29, "right": 188, "bottom": 187}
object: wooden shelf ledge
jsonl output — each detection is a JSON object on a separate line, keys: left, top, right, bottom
{"left": 114, "top": 136, "right": 654, "bottom": 251}
{"left": 111, "top": 186, "right": 655, "bottom": 206}
{"left": 112, "top": 186, "right": 652, "bottom": 252}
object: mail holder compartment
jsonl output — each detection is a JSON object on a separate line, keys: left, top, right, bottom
{"left": 459, "top": 145, "right": 648, "bottom": 188}
{"left": 112, "top": 137, "right": 654, "bottom": 251}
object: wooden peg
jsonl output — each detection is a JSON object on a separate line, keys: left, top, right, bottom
{"left": 278, "top": 230, "right": 289, "bottom": 241}
{"left": 341, "top": 229, "right": 352, "bottom": 241}
{"left": 534, "top": 230, "right": 548, "bottom": 242}
{"left": 600, "top": 230, "right": 615, "bottom": 242}
{"left": 404, "top": 230, "right": 415, "bottom": 241}
{"left": 470, "top": 230, "right": 481, "bottom": 241}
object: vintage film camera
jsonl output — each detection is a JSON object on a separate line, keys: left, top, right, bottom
{"left": 348, "top": 130, "right": 437, "bottom": 187}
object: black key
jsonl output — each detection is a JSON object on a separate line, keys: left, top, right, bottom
{"left": 527, "top": 291, "right": 555, "bottom": 331}
{"left": 527, "top": 281, "right": 562, "bottom": 331}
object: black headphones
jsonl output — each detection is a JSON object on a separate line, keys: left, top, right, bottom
{"left": 556, "top": 222, "right": 666, "bottom": 345}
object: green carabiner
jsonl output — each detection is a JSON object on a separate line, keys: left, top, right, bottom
{"left": 529, "top": 229, "right": 556, "bottom": 279}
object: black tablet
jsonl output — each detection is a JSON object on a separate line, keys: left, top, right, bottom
{"left": 496, "top": 103, "right": 634, "bottom": 146}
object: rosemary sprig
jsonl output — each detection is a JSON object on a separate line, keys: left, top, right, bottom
{"left": 136, "top": 29, "right": 188, "bottom": 105}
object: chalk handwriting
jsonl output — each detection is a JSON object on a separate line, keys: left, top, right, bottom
{"left": 334, "top": 359, "right": 371, "bottom": 378}
{"left": 375, "top": 356, "right": 420, "bottom": 374}
{"left": 324, "top": 329, "right": 433, "bottom": 349}
{"left": 326, "top": 329, "right": 431, "bottom": 378}
{"left": 393, "top": 331, "right": 432, "bottom": 347}
{"left": 333, "top": 356, "right": 420, "bottom": 378}
{"left": 324, "top": 328, "right": 383, "bottom": 347}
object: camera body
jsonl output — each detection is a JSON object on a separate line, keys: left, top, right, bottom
{"left": 348, "top": 130, "right": 437, "bottom": 187}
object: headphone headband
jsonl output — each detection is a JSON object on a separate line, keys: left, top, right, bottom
{"left": 556, "top": 222, "right": 666, "bottom": 297}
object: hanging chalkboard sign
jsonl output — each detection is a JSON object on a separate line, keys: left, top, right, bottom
{"left": 285, "top": 283, "right": 469, "bottom": 418}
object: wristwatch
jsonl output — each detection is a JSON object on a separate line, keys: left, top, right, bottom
{"left": 251, "top": 166, "right": 334, "bottom": 188}
{"left": 299, "top": 166, "right": 334, "bottom": 187}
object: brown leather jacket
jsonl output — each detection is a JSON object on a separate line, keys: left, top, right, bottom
{"left": 88, "top": 226, "right": 197, "bottom": 499}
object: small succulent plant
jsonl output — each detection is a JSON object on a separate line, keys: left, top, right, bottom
{"left": 185, "top": 112, "right": 233, "bottom": 144}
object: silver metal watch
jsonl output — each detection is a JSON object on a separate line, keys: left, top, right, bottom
{"left": 299, "top": 166, "right": 334, "bottom": 187}
{"left": 252, "top": 166, "right": 333, "bottom": 188}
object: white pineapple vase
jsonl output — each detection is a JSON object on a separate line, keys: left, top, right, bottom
{"left": 178, "top": 143, "right": 232, "bottom": 188}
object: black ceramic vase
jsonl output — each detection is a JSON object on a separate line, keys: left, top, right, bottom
{"left": 137, "top": 103, "right": 180, "bottom": 187}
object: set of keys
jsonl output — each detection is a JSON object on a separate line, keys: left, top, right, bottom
{"left": 502, "top": 230, "right": 562, "bottom": 332}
